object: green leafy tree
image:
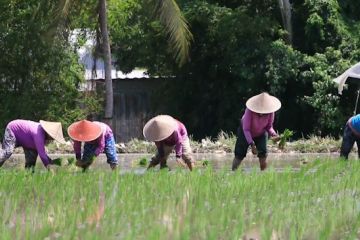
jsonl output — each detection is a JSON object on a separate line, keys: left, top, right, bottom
{"left": 0, "top": 0, "right": 86, "bottom": 133}
{"left": 108, "top": 0, "right": 360, "bottom": 138}
{"left": 53, "top": 0, "right": 192, "bottom": 119}
{"left": 110, "top": 0, "right": 285, "bottom": 138}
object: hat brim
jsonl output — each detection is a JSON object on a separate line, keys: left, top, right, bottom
{"left": 40, "top": 120, "right": 66, "bottom": 144}
{"left": 143, "top": 115, "right": 177, "bottom": 142}
{"left": 246, "top": 95, "right": 281, "bottom": 114}
{"left": 67, "top": 121, "right": 103, "bottom": 142}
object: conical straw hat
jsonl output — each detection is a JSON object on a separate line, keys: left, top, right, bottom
{"left": 143, "top": 115, "right": 177, "bottom": 141}
{"left": 67, "top": 120, "right": 102, "bottom": 142}
{"left": 246, "top": 92, "right": 281, "bottom": 114}
{"left": 40, "top": 120, "right": 66, "bottom": 144}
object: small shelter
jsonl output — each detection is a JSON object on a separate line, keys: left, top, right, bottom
{"left": 334, "top": 62, "right": 360, "bottom": 115}
{"left": 73, "top": 30, "right": 160, "bottom": 141}
{"left": 73, "top": 30, "right": 149, "bottom": 90}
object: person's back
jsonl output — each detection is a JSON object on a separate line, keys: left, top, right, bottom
{"left": 143, "top": 115, "right": 194, "bottom": 171}
{"left": 157, "top": 120, "right": 187, "bottom": 147}
{"left": 7, "top": 120, "right": 44, "bottom": 149}
{"left": 0, "top": 119, "right": 65, "bottom": 169}
{"left": 241, "top": 108, "right": 275, "bottom": 140}
{"left": 350, "top": 114, "right": 360, "bottom": 134}
{"left": 92, "top": 121, "right": 113, "bottom": 138}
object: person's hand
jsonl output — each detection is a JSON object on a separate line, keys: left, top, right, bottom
{"left": 271, "top": 135, "right": 281, "bottom": 142}
{"left": 251, "top": 143, "right": 258, "bottom": 155}
{"left": 110, "top": 163, "right": 117, "bottom": 170}
{"left": 176, "top": 157, "right": 187, "bottom": 168}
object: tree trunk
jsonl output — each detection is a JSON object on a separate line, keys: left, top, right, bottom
{"left": 99, "top": 0, "right": 113, "bottom": 119}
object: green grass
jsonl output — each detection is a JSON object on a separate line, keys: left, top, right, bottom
{"left": 287, "top": 135, "right": 341, "bottom": 153}
{"left": 12, "top": 133, "right": 343, "bottom": 154}
{"left": 138, "top": 157, "right": 148, "bottom": 166}
{"left": 0, "top": 158, "right": 360, "bottom": 239}
{"left": 117, "top": 133, "right": 343, "bottom": 154}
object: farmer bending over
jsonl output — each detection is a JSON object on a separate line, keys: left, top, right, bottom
{"left": 143, "top": 115, "right": 194, "bottom": 171}
{"left": 68, "top": 120, "right": 118, "bottom": 171}
{"left": 0, "top": 119, "right": 65, "bottom": 170}
{"left": 340, "top": 114, "right": 360, "bottom": 159}
{"left": 232, "top": 92, "right": 281, "bottom": 171}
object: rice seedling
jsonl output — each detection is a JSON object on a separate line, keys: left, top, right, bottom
{"left": 138, "top": 157, "right": 148, "bottom": 166}
{"left": 51, "top": 158, "right": 63, "bottom": 166}
{"left": 278, "top": 128, "right": 294, "bottom": 150}
{"left": 202, "top": 160, "right": 210, "bottom": 166}
{"left": 0, "top": 158, "right": 359, "bottom": 239}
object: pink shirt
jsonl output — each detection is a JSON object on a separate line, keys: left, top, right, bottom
{"left": 155, "top": 120, "right": 188, "bottom": 157}
{"left": 7, "top": 120, "right": 51, "bottom": 166}
{"left": 73, "top": 121, "right": 113, "bottom": 158}
{"left": 242, "top": 108, "right": 277, "bottom": 144}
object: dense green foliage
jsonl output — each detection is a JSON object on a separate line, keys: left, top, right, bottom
{"left": 110, "top": 0, "right": 360, "bottom": 139}
{"left": 1, "top": 0, "right": 360, "bottom": 139}
{"left": 0, "top": 159, "right": 360, "bottom": 238}
{"left": 0, "top": 0, "right": 100, "bottom": 133}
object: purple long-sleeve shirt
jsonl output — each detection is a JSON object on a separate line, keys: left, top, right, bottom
{"left": 73, "top": 121, "right": 114, "bottom": 159}
{"left": 242, "top": 108, "right": 277, "bottom": 144}
{"left": 7, "top": 120, "right": 51, "bottom": 166}
{"left": 155, "top": 120, "right": 188, "bottom": 157}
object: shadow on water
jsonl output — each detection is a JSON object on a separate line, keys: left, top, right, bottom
{"left": 2, "top": 152, "right": 341, "bottom": 173}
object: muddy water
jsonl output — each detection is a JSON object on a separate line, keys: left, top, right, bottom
{"left": 3, "top": 152, "right": 341, "bottom": 173}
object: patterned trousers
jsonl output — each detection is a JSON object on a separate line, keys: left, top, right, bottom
{"left": 76, "top": 135, "right": 118, "bottom": 168}
{"left": 0, "top": 128, "right": 38, "bottom": 168}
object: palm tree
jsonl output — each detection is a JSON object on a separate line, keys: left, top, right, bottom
{"left": 52, "top": 0, "right": 192, "bottom": 119}
{"left": 99, "top": 0, "right": 113, "bottom": 119}
{"left": 151, "top": 0, "right": 193, "bottom": 66}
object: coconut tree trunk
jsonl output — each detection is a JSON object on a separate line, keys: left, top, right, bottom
{"left": 99, "top": 0, "right": 113, "bottom": 119}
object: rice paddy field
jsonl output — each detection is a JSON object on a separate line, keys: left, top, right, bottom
{"left": 0, "top": 158, "right": 360, "bottom": 239}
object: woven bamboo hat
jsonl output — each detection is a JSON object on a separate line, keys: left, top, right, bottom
{"left": 143, "top": 115, "right": 177, "bottom": 142}
{"left": 67, "top": 120, "right": 102, "bottom": 142}
{"left": 40, "top": 120, "right": 66, "bottom": 144}
{"left": 246, "top": 92, "right": 281, "bottom": 114}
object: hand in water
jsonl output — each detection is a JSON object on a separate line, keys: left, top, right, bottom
{"left": 176, "top": 157, "right": 187, "bottom": 168}
{"left": 271, "top": 135, "right": 281, "bottom": 142}
{"left": 110, "top": 163, "right": 117, "bottom": 170}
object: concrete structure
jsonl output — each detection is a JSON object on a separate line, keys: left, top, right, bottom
{"left": 96, "top": 77, "right": 163, "bottom": 142}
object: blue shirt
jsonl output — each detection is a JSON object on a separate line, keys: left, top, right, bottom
{"left": 350, "top": 115, "right": 360, "bottom": 133}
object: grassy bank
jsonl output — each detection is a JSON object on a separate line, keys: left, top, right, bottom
{"left": 34, "top": 132, "right": 343, "bottom": 155}
{"left": 0, "top": 159, "right": 359, "bottom": 239}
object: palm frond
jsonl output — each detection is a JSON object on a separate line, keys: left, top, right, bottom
{"left": 154, "top": 0, "right": 193, "bottom": 66}
{"left": 56, "top": 0, "right": 73, "bottom": 18}
{"left": 43, "top": 0, "right": 73, "bottom": 41}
